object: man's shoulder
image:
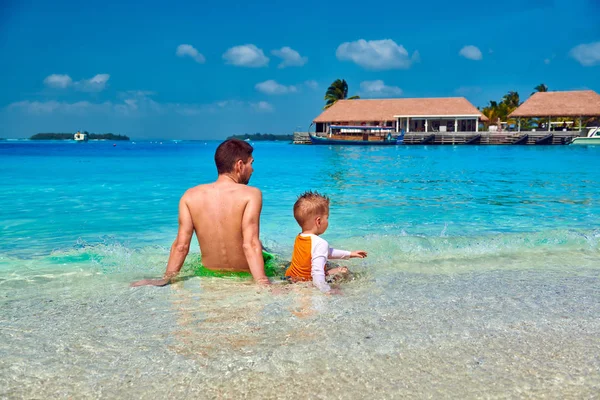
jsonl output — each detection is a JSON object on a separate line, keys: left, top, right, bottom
{"left": 234, "top": 185, "right": 262, "bottom": 198}
{"left": 184, "top": 182, "right": 261, "bottom": 198}
{"left": 245, "top": 185, "right": 262, "bottom": 195}
{"left": 183, "top": 184, "right": 212, "bottom": 197}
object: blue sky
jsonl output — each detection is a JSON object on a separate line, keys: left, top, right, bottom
{"left": 1, "top": 0, "right": 599, "bottom": 139}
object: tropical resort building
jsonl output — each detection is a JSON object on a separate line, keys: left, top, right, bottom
{"left": 295, "top": 90, "right": 600, "bottom": 145}
{"left": 313, "top": 97, "right": 488, "bottom": 135}
{"left": 509, "top": 90, "right": 600, "bottom": 132}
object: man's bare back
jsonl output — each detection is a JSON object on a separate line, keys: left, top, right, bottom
{"left": 131, "top": 139, "right": 270, "bottom": 287}
{"left": 186, "top": 180, "right": 261, "bottom": 272}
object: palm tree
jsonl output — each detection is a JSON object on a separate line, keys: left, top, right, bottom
{"left": 482, "top": 101, "right": 502, "bottom": 130}
{"left": 502, "top": 91, "right": 520, "bottom": 109}
{"left": 482, "top": 96, "right": 521, "bottom": 130}
{"left": 532, "top": 83, "right": 548, "bottom": 96}
{"left": 323, "top": 79, "right": 360, "bottom": 110}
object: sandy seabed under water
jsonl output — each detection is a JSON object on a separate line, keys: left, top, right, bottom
{"left": 1, "top": 251, "right": 599, "bottom": 399}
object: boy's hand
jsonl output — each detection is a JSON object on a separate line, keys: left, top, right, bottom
{"left": 350, "top": 250, "right": 367, "bottom": 258}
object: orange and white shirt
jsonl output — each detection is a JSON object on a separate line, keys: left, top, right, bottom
{"left": 285, "top": 233, "right": 350, "bottom": 292}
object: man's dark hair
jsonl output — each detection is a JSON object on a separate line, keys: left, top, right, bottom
{"left": 214, "top": 139, "right": 254, "bottom": 174}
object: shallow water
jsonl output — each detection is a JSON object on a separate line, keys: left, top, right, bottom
{"left": 1, "top": 141, "right": 599, "bottom": 398}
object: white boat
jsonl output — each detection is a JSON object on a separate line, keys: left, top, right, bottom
{"left": 74, "top": 131, "right": 88, "bottom": 142}
{"left": 570, "top": 127, "right": 600, "bottom": 145}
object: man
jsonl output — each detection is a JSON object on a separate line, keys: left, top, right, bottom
{"left": 131, "top": 139, "right": 270, "bottom": 287}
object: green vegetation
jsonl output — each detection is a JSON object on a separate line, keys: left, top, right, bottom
{"left": 324, "top": 79, "right": 360, "bottom": 110}
{"left": 481, "top": 91, "right": 522, "bottom": 128}
{"left": 481, "top": 84, "right": 550, "bottom": 130}
{"left": 30, "top": 132, "right": 130, "bottom": 140}
{"left": 480, "top": 84, "right": 590, "bottom": 130}
{"left": 532, "top": 83, "right": 548, "bottom": 96}
{"left": 227, "top": 133, "right": 293, "bottom": 141}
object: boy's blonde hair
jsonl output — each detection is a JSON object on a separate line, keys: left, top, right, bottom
{"left": 293, "top": 191, "right": 330, "bottom": 228}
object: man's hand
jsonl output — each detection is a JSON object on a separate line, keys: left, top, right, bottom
{"left": 255, "top": 276, "right": 272, "bottom": 286}
{"left": 136, "top": 195, "right": 193, "bottom": 289}
{"left": 130, "top": 278, "right": 170, "bottom": 287}
{"left": 350, "top": 250, "right": 368, "bottom": 258}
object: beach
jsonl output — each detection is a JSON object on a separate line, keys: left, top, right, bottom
{"left": 1, "top": 141, "right": 599, "bottom": 398}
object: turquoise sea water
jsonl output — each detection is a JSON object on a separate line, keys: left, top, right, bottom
{"left": 1, "top": 140, "right": 599, "bottom": 398}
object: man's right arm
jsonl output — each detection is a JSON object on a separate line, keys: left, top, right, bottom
{"left": 131, "top": 195, "right": 194, "bottom": 287}
{"left": 241, "top": 188, "right": 270, "bottom": 285}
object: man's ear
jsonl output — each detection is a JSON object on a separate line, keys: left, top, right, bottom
{"left": 234, "top": 159, "right": 244, "bottom": 172}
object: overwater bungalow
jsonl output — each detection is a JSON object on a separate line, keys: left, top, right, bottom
{"left": 313, "top": 97, "right": 488, "bottom": 136}
{"left": 509, "top": 90, "right": 600, "bottom": 132}
{"left": 296, "top": 91, "right": 600, "bottom": 145}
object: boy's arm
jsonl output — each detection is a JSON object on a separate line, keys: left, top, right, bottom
{"left": 131, "top": 196, "right": 194, "bottom": 287}
{"left": 312, "top": 241, "right": 331, "bottom": 293}
{"left": 311, "top": 256, "right": 331, "bottom": 293}
{"left": 329, "top": 248, "right": 367, "bottom": 259}
{"left": 328, "top": 248, "right": 351, "bottom": 260}
{"left": 241, "top": 188, "right": 270, "bottom": 285}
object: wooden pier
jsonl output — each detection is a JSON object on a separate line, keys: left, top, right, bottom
{"left": 293, "top": 131, "right": 583, "bottom": 145}
{"left": 394, "top": 131, "right": 582, "bottom": 145}
{"left": 293, "top": 131, "right": 311, "bottom": 144}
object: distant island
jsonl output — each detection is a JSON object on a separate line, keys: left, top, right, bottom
{"left": 30, "top": 132, "right": 130, "bottom": 141}
{"left": 227, "top": 133, "right": 293, "bottom": 141}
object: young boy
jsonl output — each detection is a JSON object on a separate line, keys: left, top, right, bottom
{"left": 285, "top": 191, "right": 367, "bottom": 293}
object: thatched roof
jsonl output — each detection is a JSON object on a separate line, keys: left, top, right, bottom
{"left": 313, "top": 97, "right": 488, "bottom": 123}
{"left": 509, "top": 90, "right": 600, "bottom": 118}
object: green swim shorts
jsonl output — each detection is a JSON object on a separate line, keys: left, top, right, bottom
{"left": 193, "top": 251, "right": 281, "bottom": 278}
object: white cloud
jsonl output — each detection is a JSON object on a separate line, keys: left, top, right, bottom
{"left": 75, "top": 74, "right": 110, "bottom": 92}
{"left": 43, "top": 74, "right": 73, "bottom": 88}
{"left": 117, "top": 90, "right": 163, "bottom": 115}
{"left": 8, "top": 90, "right": 151, "bottom": 116}
{"left": 336, "top": 39, "right": 417, "bottom": 70}
{"left": 9, "top": 100, "right": 60, "bottom": 113}
{"left": 196, "top": 100, "right": 273, "bottom": 114}
{"left": 271, "top": 46, "right": 307, "bottom": 68}
{"left": 223, "top": 44, "right": 269, "bottom": 67}
{"left": 459, "top": 45, "right": 483, "bottom": 60}
{"left": 304, "top": 80, "right": 319, "bottom": 90}
{"left": 42, "top": 73, "right": 110, "bottom": 91}
{"left": 251, "top": 101, "right": 274, "bottom": 112}
{"left": 8, "top": 100, "right": 111, "bottom": 115}
{"left": 7, "top": 96, "right": 273, "bottom": 116}
{"left": 543, "top": 53, "right": 556, "bottom": 65}
{"left": 569, "top": 41, "right": 600, "bottom": 66}
{"left": 176, "top": 44, "right": 206, "bottom": 64}
{"left": 118, "top": 90, "right": 156, "bottom": 98}
{"left": 178, "top": 100, "right": 271, "bottom": 115}
{"left": 360, "top": 80, "right": 402, "bottom": 97}
{"left": 216, "top": 100, "right": 235, "bottom": 108}
{"left": 255, "top": 80, "right": 297, "bottom": 95}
